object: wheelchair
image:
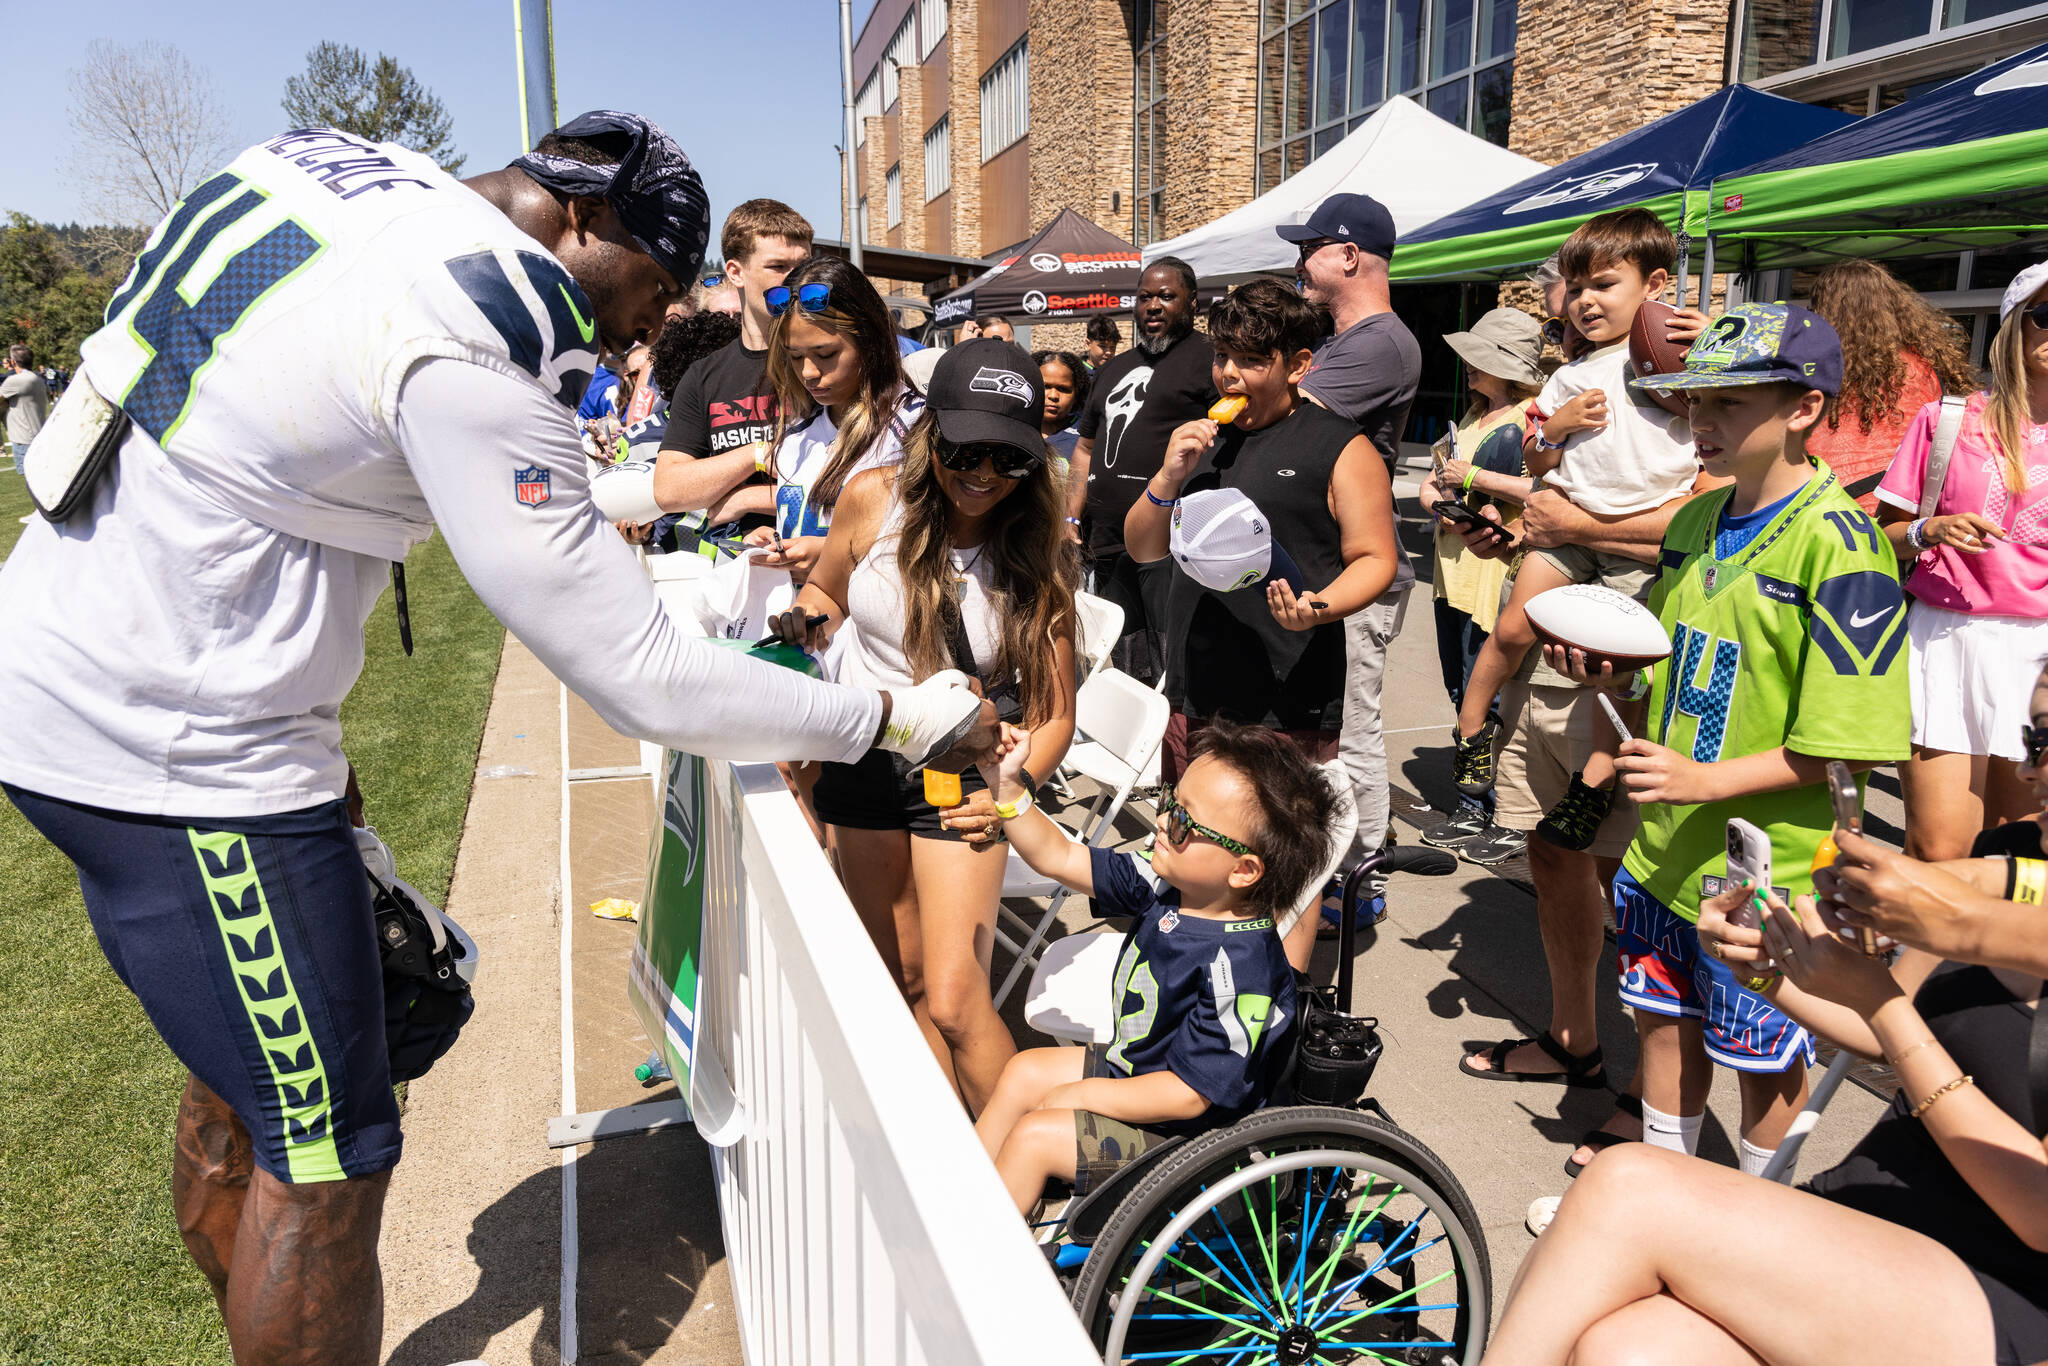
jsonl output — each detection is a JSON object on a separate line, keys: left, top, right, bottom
{"left": 1035, "top": 846, "right": 1493, "bottom": 1366}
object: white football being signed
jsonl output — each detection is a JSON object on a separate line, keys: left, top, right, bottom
{"left": 590, "top": 460, "right": 665, "bottom": 526}
{"left": 1525, "top": 584, "right": 1673, "bottom": 673}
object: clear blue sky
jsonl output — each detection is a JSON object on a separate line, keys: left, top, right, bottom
{"left": 2, "top": 0, "right": 877, "bottom": 253}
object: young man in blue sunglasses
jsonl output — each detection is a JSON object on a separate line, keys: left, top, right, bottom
{"left": 652, "top": 199, "right": 812, "bottom": 547}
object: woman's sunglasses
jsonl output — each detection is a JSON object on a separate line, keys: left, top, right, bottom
{"left": 936, "top": 436, "right": 1041, "bottom": 480}
{"left": 2022, "top": 302, "right": 2048, "bottom": 331}
{"left": 2021, "top": 723, "right": 2048, "bottom": 769}
{"left": 765, "top": 282, "right": 833, "bottom": 317}
{"left": 1160, "top": 789, "right": 1255, "bottom": 857}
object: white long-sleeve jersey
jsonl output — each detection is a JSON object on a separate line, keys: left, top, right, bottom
{"left": 0, "top": 130, "right": 881, "bottom": 817}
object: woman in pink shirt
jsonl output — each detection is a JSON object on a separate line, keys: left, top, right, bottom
{"left": 1876, "top": 262, "right": 2048, "bottom": 861}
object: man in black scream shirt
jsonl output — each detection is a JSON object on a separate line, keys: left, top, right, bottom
{"left": 1070, "top": 258, "right": 1217, "bottom": 683}
{"left": 651, "top": 199, "right": 811, "bottom": 544}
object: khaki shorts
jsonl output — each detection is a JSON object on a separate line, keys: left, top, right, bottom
{"left": 1073, "top": 1045, "right": 1175, "bottom": 1196}
{"left": 1493, "top": 680, "right": 1641, "bottom": 858}
{"left": 1536, "top": 542, "right": 1657, "bottom": 603}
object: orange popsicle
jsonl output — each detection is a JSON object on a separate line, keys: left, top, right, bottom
{"left": 1209, "top": 395, "right": 1248, "bottom": 423}
{"left": 922, "top": 769, "right": 962, "bottom": 807}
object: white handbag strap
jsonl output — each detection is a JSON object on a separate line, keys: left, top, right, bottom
{"left": 1918, "top": 396, "right": 1968, "bottom": 520}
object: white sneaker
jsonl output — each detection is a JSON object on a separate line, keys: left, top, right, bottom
{"left": 1525, "top": 1193, "right": 1562, "bottom": 1238}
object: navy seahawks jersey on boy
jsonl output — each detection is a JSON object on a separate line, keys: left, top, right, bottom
{"left": 1089, "top": 847, "right": 1296, "bottom": 1127}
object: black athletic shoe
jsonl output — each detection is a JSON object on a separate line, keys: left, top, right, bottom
{"left": 1535, "top": 772, "right": 1617, "bottom": 852}
{"left": 1451, "top": 713, "right": 1501, "bottom": 798}
{"left": 1462, "top": 824, "right": 1528, "bottom": 865}
{"left": 1421, "top": 799, "right": 1492, "bottom": 849}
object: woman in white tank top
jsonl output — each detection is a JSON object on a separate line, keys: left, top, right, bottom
{"left": 770, "top": 340, "right": 1078, "bottom": 1113}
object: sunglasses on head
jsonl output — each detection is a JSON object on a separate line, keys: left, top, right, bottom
{"left": 2023, "top": 302, "right": 2048, "bottom": 331}
{"left": 765, "top": 282, "right": 833, "bottom": 317}
{"left": 1160, "top": 789, "right": 1255, "bottom": 857}
{"left": 935, "top": 436, "right": 1041, "bottom": 480}
{"left": 2022, "top": 723, "right": 2048, "bottom": 769}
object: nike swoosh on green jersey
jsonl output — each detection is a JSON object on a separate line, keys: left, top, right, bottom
{"left": 559, "top": 285, "right": 596, "bottom": 344}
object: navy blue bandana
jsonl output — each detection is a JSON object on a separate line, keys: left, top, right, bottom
{"left": 511, "top": 110, "right": 711, "bottom": 288}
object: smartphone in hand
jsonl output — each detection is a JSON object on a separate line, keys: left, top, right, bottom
{"left": 1726, "top": 817, "right": 1775, "bottom": 916}
{"left": 1815, "top": 761, "right": 1881, "bottom": 955}
{"left": 1432, "top": 500, "right": 1483, "bottom": 529}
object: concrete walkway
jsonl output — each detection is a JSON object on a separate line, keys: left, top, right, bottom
{"left": 378, "top": 637, "right": 742, "bottom": 1366}
{"left": 379, "top": 497, "right": 1892, "bottom": 1357}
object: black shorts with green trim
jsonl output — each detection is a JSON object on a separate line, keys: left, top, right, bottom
{"left": 1073, "top": 1044, "right": 1176, "bottom": 1197}
{"left": 6, "top": 784, "right": 401, "bottom": 1183}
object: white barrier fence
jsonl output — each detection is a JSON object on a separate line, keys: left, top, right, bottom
{"left": 689, "top": 756, "right": 1099, "bottom": 1364}
{"left": 632, "top": 555, "right": 1096, "bottom": 1363}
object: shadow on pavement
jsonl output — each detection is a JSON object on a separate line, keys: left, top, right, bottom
{"left": 386, "top": 1125, "right": 724, "bottom": 1366}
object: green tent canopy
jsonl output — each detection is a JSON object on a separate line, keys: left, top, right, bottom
{"left": 1389, "top": 86, "right": 1853, "bottom": 283}
{"left": 1703, "top": 42, "right": 2048, "bottom": 273}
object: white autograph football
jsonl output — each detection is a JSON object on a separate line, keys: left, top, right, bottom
{"left": 590, "top": 460, "right": 665, "bottom": 526}
{"left": 1525, "top": 584, "right": 1672, "bottom": 674}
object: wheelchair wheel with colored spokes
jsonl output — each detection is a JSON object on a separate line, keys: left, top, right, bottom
{"left": 1071, "top": 1107, "right": 1491, "bottom": 1366}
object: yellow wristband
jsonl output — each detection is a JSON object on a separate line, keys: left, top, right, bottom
{"left": 1460, "top": 464, "right": 1479, "bottom": 494}
{"left": 754, "top": 447, "right": 771, "bottom": 476}
{"left": 2012, "top": 858, "right": 2045, "bottom": 905}
{"left": 993, "top": 789, "right": 1034, "bottom": 821}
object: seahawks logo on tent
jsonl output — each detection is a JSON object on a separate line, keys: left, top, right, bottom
{"left": 1505, "top": 163, "right": 1658, "bottom": 215}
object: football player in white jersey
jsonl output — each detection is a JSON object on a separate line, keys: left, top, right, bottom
{"left": 0, "top": 111, "right": 991, "bottom": 1363}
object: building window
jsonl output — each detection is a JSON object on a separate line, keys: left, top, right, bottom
{"left": 858, "top": 196, "right": 870, "bottom": 245}
{"left": 883, "top": 14, "right": 916, "bottom": 106}
{"left": 887, "top": 164, "right": 903, "bottom": 226}
{"left": 981, "top": 39, "right": 1030, "bottom": 160}
{"left": 920, "top": 0, "right": 948, "bottom": 57}
{"left": 1134, "top": 0, "right": 1167, "bottom": 247}
{"left": 855, "top": 71, "right": 881, "bottom": 146}
{"left": 1255, "top": 0, "right": 1515, "bottom": 193}
{"left": 924, "top": 115, "right": 952, "bottom": 199}
{"left": 1735, "top": 0, "right": 2048, "bottom": 83}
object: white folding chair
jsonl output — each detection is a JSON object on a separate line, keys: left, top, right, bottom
{"left": 1045, "top": 592, "right": 1126, "bottom": 800}
{"left": 991, "top": 667, "right": 1170, "bottom": 1009}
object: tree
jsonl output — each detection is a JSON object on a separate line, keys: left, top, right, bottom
{"left": 282, "top": 43, "right": 465, "bottom": 174}
{"left": 68, "top": 40, "right": 240, "bottom": 226}
{"left": 0, "top": 214, "right": 131, "bottom": 372}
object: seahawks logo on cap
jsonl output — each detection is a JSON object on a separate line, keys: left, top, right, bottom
{"left": 970, "top": 366, "right": 1035, "bottom": 406}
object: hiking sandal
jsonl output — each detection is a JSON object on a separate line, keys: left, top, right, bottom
{"left": 1457, "top": 1030, "right": 1605, "bottom": 1086}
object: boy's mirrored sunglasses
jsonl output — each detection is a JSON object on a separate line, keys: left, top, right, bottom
{"left": 935, "top": 436, "right": 1041, "bottom": 480}
{"left": 765, "top": 282, "right": 833, "bottom": 317}
{"left": 1160, "top": 788, "right": 1256, "bottom": 857}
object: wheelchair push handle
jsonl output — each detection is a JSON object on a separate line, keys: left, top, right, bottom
{"left": 1337, "top": 845, "right": 1457, "bottom": 1011}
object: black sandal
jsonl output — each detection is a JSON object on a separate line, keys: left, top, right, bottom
{"left": 1564, "top": 1095, "right": 1644, "bottom": 1179}
{"left": 1457, "top": 1030, "right": 1605, "bottom": 1087}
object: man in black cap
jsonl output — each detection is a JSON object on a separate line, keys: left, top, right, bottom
{"left": 0, "top": 111, "right": 993, "bottom": 1363}
{"left": 1276, "top": 192, "right": 1421, "bottom": 918}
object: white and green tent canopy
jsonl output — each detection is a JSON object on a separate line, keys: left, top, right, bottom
{"left": 1389, "top": 86, "right": 1853, "bottom": 283}
{"left": 1703, "top": 42, "right": 2048, "bottom": 273}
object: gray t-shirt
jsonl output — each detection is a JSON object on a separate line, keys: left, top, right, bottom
{"left": 1300, "top": 312, "right": 1421, "bottom": 464}
{"left": 1, "top": 369, "right": 50, "bottom": 448}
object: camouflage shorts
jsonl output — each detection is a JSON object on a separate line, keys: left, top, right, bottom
{"left": 1073, "top": 1045, "right": 1174, "bottom": 1196}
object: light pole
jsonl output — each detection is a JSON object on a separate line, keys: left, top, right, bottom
{"left": 839, "top": 0, "right": 863, "bottom": 270}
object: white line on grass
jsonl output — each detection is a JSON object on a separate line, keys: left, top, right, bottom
{"left": 558, "top": 683, "right": 580, "bottom": 1365}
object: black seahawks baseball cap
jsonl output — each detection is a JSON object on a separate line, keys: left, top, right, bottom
{"left": 926, "top": 339, "right": 1046, "bottom": 455}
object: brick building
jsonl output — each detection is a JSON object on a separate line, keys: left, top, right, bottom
{"left": 851, "top": 0, "right": 2046, "bottom": 368}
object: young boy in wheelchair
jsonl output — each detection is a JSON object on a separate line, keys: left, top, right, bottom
{"left": 974, "top": 718, "right": 1337, "bottom": 1215}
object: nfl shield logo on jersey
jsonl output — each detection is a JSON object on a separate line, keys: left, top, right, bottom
{"left": 514, "top": 466, "right": 551, "bottom": 507}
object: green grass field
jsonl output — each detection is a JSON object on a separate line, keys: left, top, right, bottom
{"left": 0, "top": 471, "right": 503, "bottom": 1363}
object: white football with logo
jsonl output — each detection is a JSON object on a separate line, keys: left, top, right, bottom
{"left": 1525, "top": 584, "right": 1672, "bottom": 673}
{"left": 590, "top": 460, "right": 664, "bottom": 525}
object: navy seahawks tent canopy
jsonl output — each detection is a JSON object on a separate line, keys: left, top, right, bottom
{"left": 1704, "top": 41, "right": 2048, "bottom": 271}
{"left": 1390, "top": 85, "right": 1855, "bottom": 284}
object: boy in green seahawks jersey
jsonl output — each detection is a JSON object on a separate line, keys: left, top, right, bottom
{"left": 1546, "top": 303, "right": 1909, "bottom": 1178}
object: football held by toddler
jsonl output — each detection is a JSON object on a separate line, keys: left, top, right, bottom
{"left": 1451, "top": 208, "right": 1705, "bottom": 848}
{"left": 972, "top": 720, "right": 1335, "bottom": 1215}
